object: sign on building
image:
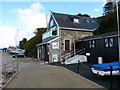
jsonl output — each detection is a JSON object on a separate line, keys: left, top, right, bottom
{"left": 52, "top": 42, "right": 59, "bottom": 49}
{"left": 52, "top": 55, "right": 58, "bottom": 62}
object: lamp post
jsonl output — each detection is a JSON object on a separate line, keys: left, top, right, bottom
{"left": 116, "top": 0, "right": 120, "bottom": 62}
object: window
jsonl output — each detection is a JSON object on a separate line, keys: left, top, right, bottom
{"left": 64, "top": 40, "right": 70, "bottom": 51}
{"left": 50, "top": 20, "right": 54, "bottom": 27}
{"left": 52, "top": 30, "right": 57, "bottom": 36}
{"left": 104, "top": 38, "right": 114, "bottom": 48}
{"left": 105, "top": 39, "right": 109, "bottom": 47}
{"left": 109, "top": 38, "right": 114, "bottom": 47}
{"left": 92, "top": 40, "right": 95, "bottom": 48}
{"left": 89, "top": 40, "right": 95, "bottom": 48}
{"left": 73, "top": 18, "right": 79, "bottom": 23}
{"left": 89, "top": 41, "right": 91, "bottom": 48}
{"left": 51, "top": 26, "right": 58, "bottom": 36}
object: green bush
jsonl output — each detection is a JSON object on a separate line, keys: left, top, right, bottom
{"left": 20, "top": 28, "right": 47, "bottom": 58}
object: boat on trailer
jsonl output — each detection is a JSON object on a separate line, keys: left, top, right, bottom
{"left": 91, "top": 62, "right": 120, "bottom": 76}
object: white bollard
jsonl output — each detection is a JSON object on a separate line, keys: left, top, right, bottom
{"left": 98, "top": 57, "right": 103, "bottom": 64}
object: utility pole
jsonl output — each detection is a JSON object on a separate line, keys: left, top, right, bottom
{"left": 116, "top": 0, "right": 120, "bottom": 62}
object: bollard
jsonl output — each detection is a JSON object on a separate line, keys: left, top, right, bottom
{"left": 53, "top": 59, "right": 54, "bottom": 65}
{"left": 77, "top": 60, "right": 80, "bottom": 74}
{"left": 110, "top": 66, "right": 113, "bottom": 90}
{"left": 44, "top": 60, "right": 45, "bottom": 65}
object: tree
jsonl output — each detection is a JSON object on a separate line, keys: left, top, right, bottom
{"left": 94, "top": 11, "right": 120, "bottom": 35}
{"left": 82, "top": 14, "right": 90, "bottom": 17}
{"left": 77, "top": 13, "right": 82, "bottom": 16}
{"left": 24, "top": 28, "right": 47, "bottom": 58}
{"left": 77, "top": 13, "right": 90, "bottom": 17}
{"left": 19, "top": 38, "right": 27, "bottom": 49}
{"left": 103, "top": 1, "right": 120, "bottom": 15}
{"left": 34, "top": 28, "right": 47, "bottom": 35}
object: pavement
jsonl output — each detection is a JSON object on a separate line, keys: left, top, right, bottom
{"left": 6, "top": 64, "right": 104, "bottom": 88}
{"left": 2, "top": 52, "right": 105, "bottom": 88}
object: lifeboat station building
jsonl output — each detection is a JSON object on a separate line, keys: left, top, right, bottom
{"left": 36, "top": 12, "right": 100, "bottom": 62}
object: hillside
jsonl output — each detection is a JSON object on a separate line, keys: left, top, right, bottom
{"left": 93, "top": 11, "right": 120, "bottom": 35}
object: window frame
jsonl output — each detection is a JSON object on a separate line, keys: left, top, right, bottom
{"left": 64, "top": 39, "right": 71, "bottom": 51}
{"left": 73, "top": 18, "right": 79, "bottom": 23}
{"left": 104, "top": 37, "right": 114, "bottom": 48}
{"left": 89, "top": 40, "right": 95, "bottom": 48}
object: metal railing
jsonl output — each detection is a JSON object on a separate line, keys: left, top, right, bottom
{"left": 0, "top": 60, "right": 19, "bottom": 89}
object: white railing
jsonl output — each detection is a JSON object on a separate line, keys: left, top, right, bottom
{"left": 61, "top": 48, "right": 86, "bottom": 62}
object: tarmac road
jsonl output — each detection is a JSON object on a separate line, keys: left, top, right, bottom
{"left": 2, "top": 52, "right": 105, "bottom": 88}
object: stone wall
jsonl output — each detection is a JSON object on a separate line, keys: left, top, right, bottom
{"left": 60, "top": 29, "right": 93, "bottom": 57}
{"left": 49, "top": 38, "right": 60, "bottom": 62}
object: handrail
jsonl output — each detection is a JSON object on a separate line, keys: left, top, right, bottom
{"left": 65, "top": 48, "right": 85, "bottom": 59}
{"left": 61, "top": 48, "right": 86, "bottom": 62}
{"left": 0, "top": 60, "right": 17, "bottom": 67}
{"left": 61, "top": 49, "right": 79, "bottom": 58}
{"left": 0, "top": 60, "right": 19, "bottom": 89}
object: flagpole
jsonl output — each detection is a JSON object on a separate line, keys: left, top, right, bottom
{"left": 116, "top": 0, "right": 120, "bottom": 62}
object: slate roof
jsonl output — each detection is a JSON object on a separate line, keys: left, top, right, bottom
{"left": 52, "top": 12, "right": 100, "bottom": 31}
{"left": 75, "top": 31, "right": 120, "bottom": 42}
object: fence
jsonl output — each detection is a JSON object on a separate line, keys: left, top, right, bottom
{"left": 0, "top": 60, "right": 19, "bottom": 89}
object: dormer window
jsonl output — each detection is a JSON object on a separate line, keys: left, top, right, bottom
{"left": 73, "top": 18, "right": 79, "bottom": 23}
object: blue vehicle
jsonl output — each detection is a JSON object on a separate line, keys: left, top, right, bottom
{"left": 12, "top": 54, "right": 26, "bottom": 58}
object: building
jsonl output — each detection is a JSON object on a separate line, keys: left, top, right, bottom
{"left": 36, "top": 12, "right": 100, "bottom": 62}
{"left": 75, "top": 31, "right": 120, "bottom": 63}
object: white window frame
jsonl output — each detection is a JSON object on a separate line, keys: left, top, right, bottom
{"left": 109, "top": 38, "right": 114, "bottom": 47}
{"left": 74, "top": 18, "right": 79, "bottom": 23}
{"left": 105, "top": 38, "right": 109, "bottom": 47}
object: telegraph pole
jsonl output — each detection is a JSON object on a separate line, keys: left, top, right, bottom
{"left": 116, "top": 0, "right": 120, "bottom": 62}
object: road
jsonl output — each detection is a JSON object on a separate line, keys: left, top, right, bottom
{"left": 1, "top": 51, "right": 105, "bottom": 88}
{"left": 1, "top": 51, "right": 14, "bottom": 66}
{"left": 1, "top": 51, "right": 39, "bottom": 69}
{"left": 50, "top": 62, "right": 120, "bottom": 89}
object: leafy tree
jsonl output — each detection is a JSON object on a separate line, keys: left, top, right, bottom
{"left": 19, "top": 38, "right": 27, "bottom": 49}
{"left": 82, "top": 14, "right": 90, "bottom": 17}
{"left": 77, "top": 13, "right": 90, "bottom": 17}
{"left": 34, "top": 28, "right": 47, "bottom": 35}
{"left": 77, "top": 13, "right": 82, "bottom": 16}
{"left": 94, "top": 11, "right": 120, "bottom": 35}
{"left": 24, "top": 28, "right": 47, "bottom": 58}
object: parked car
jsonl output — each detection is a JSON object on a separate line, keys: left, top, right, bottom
{"left": 12, "top": 54, "right": 26, "bottom": 58}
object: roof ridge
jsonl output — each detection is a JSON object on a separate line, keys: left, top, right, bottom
{"left": 51, "top": 12, "right": 91, "bottom": 18}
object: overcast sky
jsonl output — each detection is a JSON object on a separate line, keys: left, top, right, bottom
{"left": 0, "top": 0, "right": 106, "bottom": 48}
